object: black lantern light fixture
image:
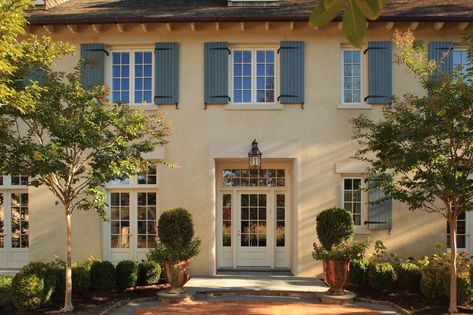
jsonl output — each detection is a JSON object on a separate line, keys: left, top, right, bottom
{"left": 248, "top": 139, "right": 262, "bottom": 170}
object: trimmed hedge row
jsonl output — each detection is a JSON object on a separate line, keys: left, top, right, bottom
{"left": 3, "top": 259, "right": 161, "bottom": 312}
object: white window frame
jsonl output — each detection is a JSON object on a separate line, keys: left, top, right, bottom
{"left": 105, "top": 164, "right": 159, "bottom": 189}
{"left": 108, "top": 48, "right": 155, "bottom": 107}
{"left": 227, "top": 46, "right": 281, "bottom": 110}
{"left": 341, "top": 176, "right": 366, "bottom": 230}
{"left": 452, "top": 48, "right": 470, "bottom": 77}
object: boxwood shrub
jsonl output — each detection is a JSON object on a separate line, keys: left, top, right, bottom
{"left": 396, "top": 261, "right": 421, "bottom": 292}
{"left": 0, "top": 276, "right": 13, "bottom": 310}
{"left": 368, "top": 262, "right": 397, "bottom": 290}
{"left": 349, "top": 258, "right": 369, "bottom": 286}
{"left": 116, "top": 260, "right": 138, "bottom": 290}
{"left": 11, "top": 272, "right": 45, "bottom": 311}
{"left": 315, "top": 207, "right": 354, "bottom": 249}
{"left": 72, "top": 266, "right": 91, "bottom": 294}
{"left": 137, "top": 260, "right": 161, "bottom": 286}
{"left": 90, "top": 260, "right": 115, "bottom": 291}
{"left": 158, "top": 208, "right": 194, "bottom": 248}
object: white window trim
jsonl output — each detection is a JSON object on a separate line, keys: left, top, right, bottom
{"left": 107, "top": 48, "right": 155, "bottom": 109}
{"left": 0, "top": 175, "right": 28, "bottom": 189}
{"left": 105, "top": 164, "right": 159, "bottom": 189}
{"left": 339, "top": 48, "right": 372, "bottom": 110}
{"left": 227, "top": 46, "right": 281, "bottom": 110}
{"left": 340, "top": 176, "right": 370, "bottom": 234}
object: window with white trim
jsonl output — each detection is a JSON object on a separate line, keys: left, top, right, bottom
{"left": 341, "top": 49, "right": 362, "bottom": 104}
{"left": 231, "top": 48, "right": 276, "bottom": 104}
{"left": 342, "top": 178, "right": 363, "bottom": 226}
{"left": 447, "top": 210, "right": 467, "bottom": 249}
{"left": 453, "top": 49, "right": 470, "bottom": 78}
{"left": 111, "top": 50, "right": 153, "bottom": 105}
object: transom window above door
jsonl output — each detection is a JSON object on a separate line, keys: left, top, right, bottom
{"left": 108, "top": 165, "right": 158, "bottom": 186}
{"left": 231, "top": 48, "right": 276, "bottom": 104}
{"left": 222, "top": 169, "right": 285, "bottom": 187}
{"left": 110, "top": 50, "right": 153, "bottom": 105}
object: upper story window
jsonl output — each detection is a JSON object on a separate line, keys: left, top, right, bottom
{"left": 108, "top": 165, "right": 157, "bottom": 186}
{"left": 341, "top": 49, "right": 362, "bottom": 104}
{"left": 0, "top": 174, "right": 28, "bottom": 187}
{"left": 342, "top": 177, "right": 363, "bottom": 226}
{"left": 111, "top": 50, "right": 153, "bottom": 105}
{"left": 453, "top": 49, "right": 470, "bottom": 77}
{"left": 231, "top": 48, "right": 276, "bottom": 104}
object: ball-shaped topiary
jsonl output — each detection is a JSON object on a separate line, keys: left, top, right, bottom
{"left": 137, "top": 260, "right": 161, "bottom": 286}
{"left": 116, "top": 260, "right": 138, "bottom": 290}
{"left": 316, "top": 207, "right": 354, "bottom": 250}
{"left": 158, "top": 208, "right": 194, "bottom": 248}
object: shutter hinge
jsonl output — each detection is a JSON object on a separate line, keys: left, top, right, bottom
{"left": 86, "top": 48, "right": 109, "bottom": 56}
{"left": 155, "top": 47, "right": 172, "bottom": 51}
{"left": 364, "top": 95, "right": 392, "bottom": 106}
{"left": 154, "top": 96, "right": 179, "bottom": 109}
{"left": 277, "top": 95, "right": 304, "bottom": 109}
{"left": 363, "top": 47, "right": 387, "bottom": 55}
{"left": 210, "top": 47, "right": 231, "bottom": 54}
{"left": 204, "top": 96, "right": 231, "bottom": 109}
{"left": 277, "top": 46, "right": 298, "bottom": 54}
{"left": 364, "top": 221, "right": 392, "bottom": 234}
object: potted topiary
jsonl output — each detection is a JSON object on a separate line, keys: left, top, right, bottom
{"left": 148, "top": 208, "right": 200, "bottom": 294}
{"left": 312, "top": 207, "right": 367, "bottom": 295}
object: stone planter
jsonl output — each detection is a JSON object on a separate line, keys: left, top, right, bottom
{"left": 163, "top": 259, "right": 190, "bottom": 294}
{"left": 323, "top": 259, "right": 349, "bottom": 295}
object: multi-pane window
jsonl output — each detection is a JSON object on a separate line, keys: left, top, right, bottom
{"left": 276, "top": 194, "right": 285, "bottom": 247}
{"left": 110, "top": 192, "right": 130, "bottom": 248}
{"left": 240, "top": 194, "right": 267, "bottom": 247}
{"left": 11, "top": 175, "right": 28, "bottom": 186}
{"left": 111, "top": 51, "right": 153, "bottom": 105}
{"left": 11, "top": 193, "right": 28, "bottom": 248}
{"left": 223, "top": 169, "right": 285, "bottom": 187}
{"left": 137, "top": 165, "right": 157, "bottom": 185}
{"left": 453, "top": 49, "right": 470, "bottom": 78}
{"left": 222, "top": 194, "right": 232, "bottom": 247}
{"left": 137, "top": 192, "right": 157, "bottom": 248}
{"left": 447, "top": 211, "right": 467, "bottom": 249}
{"left": 343, "top": 178, "right": 362, "bottom": 226}
{"left": 232, "top": 49, "right": 275, "bottom": 104}
{"left": 342, "top": 50, "right": 362, "bottom": 104}
{"left": 0, "top": 194, "right": 4, "bottom": 248}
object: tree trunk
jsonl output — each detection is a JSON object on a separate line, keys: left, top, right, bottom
{"left": 448, "top": 215, "right": 458, "bottom": 313}
{"left": 63, "top": 212, "right": 74, "bottom": 312}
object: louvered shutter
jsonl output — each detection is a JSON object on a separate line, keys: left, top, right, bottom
{"left": 24, "top": 67, "right": 45, "bottom": 87}
{"left": 428, "top": 41, "right": 454, "bottom": 74}
{"left": 80, "top": 43, "right": 106, "bottom": 89}
{"left": 279, "top": 41, "right": 304, "bottom": 104}
{"left": 367, "top": 41, "right": 392, "bottom": 105}
{"left": 204, "top": 42, "right": 229, "bottom": 106}
{"left": 367, "top": 177, "right": 393, "bottom": 230}
{"left": 154, "top": 42, "right": 179, "bottom": 106}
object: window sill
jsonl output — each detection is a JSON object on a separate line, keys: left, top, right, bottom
{"left": 354, "top": 228, "right": 372, "bottom": 235}
{"left": 225, "top": 103, "right": 284, "bottom": 110}
{"left": 337, "top": 104, "right": 372, "bottom": 110}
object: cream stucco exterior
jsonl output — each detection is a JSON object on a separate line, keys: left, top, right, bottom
{"left": 8, "top": 20, "right": 470, "bottom": 276}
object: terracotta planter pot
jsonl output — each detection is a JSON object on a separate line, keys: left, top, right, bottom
{"left": 323, "top": 259, "right": 349, "bottom": 295}
{"left": 163, "top": 259, "right": 190, "bottom": 294}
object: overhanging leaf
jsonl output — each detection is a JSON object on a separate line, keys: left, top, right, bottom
{"left": 343, "top": 1, "right": 366, "bottom": 47}
{"left": 310, "top": 0, "right": 345, "bottom": 28}
{"left": 354, "top": 0, "right": 381, "bottom": 20}
{"left": 323, "top": 0, "right": 345, "bottom": 11}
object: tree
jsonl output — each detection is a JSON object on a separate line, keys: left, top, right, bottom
{"left": 352, "top": 31, "right": 473, "bottom": 313}
{"left": 0, "top": 65, "right": 169, "bottom": 311}
{"left": 310, "top": 0, "right": 386, "bottom": 47}
{"left": 0, "top": 0, "right": 73, "bottom": 111}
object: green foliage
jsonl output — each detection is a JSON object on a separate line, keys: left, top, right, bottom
{"left": 11, "top": 273, "right": 44, "bottom": 311}
{"left": 115, "top": 260, "right": 138, "bottom": 290}
{"left": 16, "top": 262, "right": 57, "bottom": 304}
{"left": 396, "top": 261, "right": 421, "bottom": 292}
{"left": 312, "top": 241, "right": 367, "bottom": 261}
{"left": 137, "top": 260, "right": 161, "bottom": 286}
{"left": 90, "top": 261, "right": 115, "bottom": 291}
{"left": 316, "top": 207, "right": 354, "bottom": 249}
{"left": 368, "top": 262, "right": 396, "bottom": 290}
{"left": 149, "top": 238, "right": 201, "bottom": 264}
{"left": 0, "top": 276, "right": 13, "bottom": 310}
{"left": 470, "top": 261, "right": 473, "bottom": 287}
{"left": 72, "top": 266, "right": 91, "bottom": 294}
{"left": 310, "top": 0, "right": 385, "bottom": 46}
{"left": 349, "top": 258, "right": 369, "bottom": 286}
{"left": 158, "top": 208, "right": 195, "bottom": 248}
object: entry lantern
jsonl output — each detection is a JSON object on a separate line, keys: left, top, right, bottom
{"left": 248, "top": 139, "right": 262, "bottom": 170}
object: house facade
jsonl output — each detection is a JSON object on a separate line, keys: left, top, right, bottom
{"left": 1, "top": 0, "right": 472, "bottom": 277}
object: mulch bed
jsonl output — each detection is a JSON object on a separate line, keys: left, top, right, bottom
{"left": 347, "top": 284, "right": 473, "bottom": 315}
{"left": 1, "top": 282, "right": 169, "bottom": 315}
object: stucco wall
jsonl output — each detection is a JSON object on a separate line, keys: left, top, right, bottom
{"left": 26, "top": 21, "right": 466, "bottom": 276}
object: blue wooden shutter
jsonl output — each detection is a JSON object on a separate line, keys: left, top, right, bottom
{"left": 24, "top": 67, "right": 45, "bottom": 87}
{"left": 428, "top": 42, "right": 454, "bottom": 74}
{"left": 367, "top": 41, "right": 392, "bottom": 105}
{"left": 80, "top": 43, "right": 106, "bottom": 89}
{"left": 279, "top": 41, "right": 304, "bottom": 104}
{"left": 204, "top": 42, "right": 229, "bottom": 106}
{"left": 367, "top": 177, "right": 392, "bottom": 230}
{"left": 154, "top": 42, "right": 179, "bottom": 106}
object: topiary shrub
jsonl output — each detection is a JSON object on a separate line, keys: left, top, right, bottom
{"left": 349, "top": 258, "right": 369, "bottom": 286}
{"left": 396, "top": 261, "right": 421, "bottom": 292}
{"left": 137, "top": 260, "right": 161, "bottom": 286}
{"left": 368, "top": 262, "right": 397, "bottom": 290}
{"left": 11, "top": 272, "right": 44, "bottom": 311}
{"left": 0, "top": 276, "right": 13, "bottom": 310}
{"left": 158, "top": 208, "right": 194, "bottom": 248}
{"left": 90, "top": 260, "right": 115, "bottom": 291}
{"left": 316, "top": 207, "right": 354, "bottom": 250}
{"left": 116, "top": 260, "right": 138, "bottom": 290}
{"left": 72, "top": 266, "right": 91, "bottom": 294}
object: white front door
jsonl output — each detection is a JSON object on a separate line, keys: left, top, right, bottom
{"left": 236, "top": 192, "right": 272, "bottom": 267}
{"left": 107, "top": 190, "right": 157, "bottom": 264}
